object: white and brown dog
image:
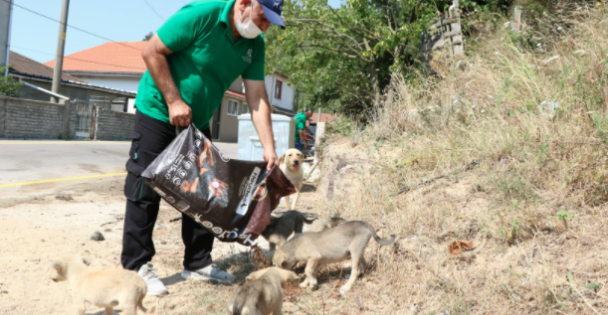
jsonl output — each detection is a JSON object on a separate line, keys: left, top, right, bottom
{"left": 278, "top": 148, "right": 304, "bottom": 210}
{"left": 50, "top": 255, "right": 153, "bottom": 315}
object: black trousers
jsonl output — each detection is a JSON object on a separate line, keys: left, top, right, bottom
{"left": 121, "top": 111, "right": 214, "bottom": 271}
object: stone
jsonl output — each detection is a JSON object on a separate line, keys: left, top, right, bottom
{"left": 90, "top": 231, "right": 105, "bottom": 241}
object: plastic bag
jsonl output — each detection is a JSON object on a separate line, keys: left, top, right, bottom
{"left": 141, "top": 124, "right": 296, "bottom": 247}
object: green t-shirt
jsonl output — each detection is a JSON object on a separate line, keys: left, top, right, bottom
{"left": 135, "top": 0, "right": 265, "bottom": 130}
{"left": 294, "top": 112, "right": 306, "bottom": 141}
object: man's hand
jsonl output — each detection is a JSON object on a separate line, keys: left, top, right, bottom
{"left": 244, "top": 79, "right": 278, "bottom": 170}
{"left": 303, "top": 142, "right": 309, "bottom": 149}
{"left": 263, "top": 148, "right": 279, "bottom": 170}
{"left": 168, "top": 99, "right": 192, "bottom": 127}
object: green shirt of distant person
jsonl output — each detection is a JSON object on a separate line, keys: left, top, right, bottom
{"left": 294, "top": 108, "right": 315, "bottom": 149}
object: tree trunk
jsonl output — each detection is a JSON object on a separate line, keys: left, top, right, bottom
{"left": 369, "top": 58, "right": 380, "bottom": 107}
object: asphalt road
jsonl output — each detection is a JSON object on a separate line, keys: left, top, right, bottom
{"left": 0, "top": 140, "right": 238, "bottom": 194}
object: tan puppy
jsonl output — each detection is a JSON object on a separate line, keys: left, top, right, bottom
{"left": 227, "top": 267, "right": 299, "bottom": 315}
{"left": 304, "top": 217, "right": 346, "bottom": 233}
{"left": 245, "top": 266, "right": 301, "bottom": 284}
{"left": 50, "top": 255, "right": 153, "bottom": 315}
{"left": 278, "top": 149, "right": 304, "bottom": 210}
{"left": 273, "top": 221, "right": 396, "bottom": 296}
{"left": 261, "top": 210, "right": 314, "bottom": 251}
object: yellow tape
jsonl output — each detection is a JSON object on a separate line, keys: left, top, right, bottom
{"left": 0, "top": 172, "right": 127, "bottom": 188}
{"left": 0, "top": 141, "right": 129, "bottom": 145}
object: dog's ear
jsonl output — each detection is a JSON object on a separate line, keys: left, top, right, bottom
{"left": 278, "top": 153, "right": 286, "bottom": 165}
{"left": 51, "top": 260, "right": 63, "bottom": 272}
{"left": 81, "top": 257, "right": 91, "bottom": 266}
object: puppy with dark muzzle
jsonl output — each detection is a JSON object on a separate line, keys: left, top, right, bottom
{"left": 272, "top": 221, "right": 396, "bottom": 296}
{"left": 261, "top": 210, "right": 315, "bottom": 251}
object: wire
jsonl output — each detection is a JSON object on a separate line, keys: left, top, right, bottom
{"left": 2, "top": 43, "right": 145, "bottom": 71}
{"left": 0, "top": 0, "right": 143, "bottom": 52}
{"left": 142, "top": 0, "right": 166, "bottom": 21}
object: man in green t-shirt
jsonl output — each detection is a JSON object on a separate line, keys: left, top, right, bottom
{"left": 294, "top": 108, "right": 315, "bottom": 150}
{"left": 122, "top": 0, "right": 286, "bottom": 295}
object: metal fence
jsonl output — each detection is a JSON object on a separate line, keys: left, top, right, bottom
{"left": 73, "top": 96, "right": 113, "bottom": 139}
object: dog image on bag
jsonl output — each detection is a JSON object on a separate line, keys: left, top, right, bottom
{"left": 272, "top": 221, "right": 396, "bottom": 296}
{"left": 261, "top": 210, "right": 315, "bottom": 251}
{"left": 304, "top": 217, "right": 346, "bottom": 233}
{"left": 50, "top": 255, "right": 153, "bottom": 315}
{"left": 278, "top": 149, "right": 304, "bottom": 210}
{"left": 227, "top": 267, "right": 299, "bottom": 315}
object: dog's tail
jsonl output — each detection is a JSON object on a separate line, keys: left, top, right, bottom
{"left": 364, "top": 222, "right": 396, "bottom": 246}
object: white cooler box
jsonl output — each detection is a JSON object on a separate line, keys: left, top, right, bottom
{"left": 237, "top": 114, "right": 295, "bottom": 161}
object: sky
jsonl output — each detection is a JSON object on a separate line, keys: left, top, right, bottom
{"left": 7, "top": 0, "right": 344, "bottom": 64}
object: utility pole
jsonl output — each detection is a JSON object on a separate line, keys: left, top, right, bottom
{"left": 51, "top": 0, "right": 70, "bottom": 103}
{"left": 0, "top": 0, "right": 13, "bottom": 75}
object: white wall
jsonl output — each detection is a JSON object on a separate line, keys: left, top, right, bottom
{"left": 229, "top": 77, "right": 245, "bottom": 93}
{"left": 76, "top": 76, "right": 141, "bottom": 93}
{"left": 76, "top": 75, "right": 141, "bottom": 113}
{"left": 264, "top": 74, "right": 294, "bottom": 111}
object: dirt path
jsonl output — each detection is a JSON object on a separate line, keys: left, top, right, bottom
{"left": 0, "top": 176, "right": 326, "bottom": 315}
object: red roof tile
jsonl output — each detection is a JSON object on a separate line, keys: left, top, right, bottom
{"left": 44, "top": 42, "right": 147, "bottom": 74}
{"left": 225, "top": 90, "right": 246, "bottom": 99}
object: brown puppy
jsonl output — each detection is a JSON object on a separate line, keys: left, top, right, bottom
{"left": 304, "top": 217, "right": 346, "bottom": 233}
{"left": 273, "top": 221, "right": 396, "bottom": 296}
{"left": 278, "top": 149, "right": 304, "bottom": 210}
{"left": 261, "top": 210, "right": 314, "bottom": 251}
{"left": 50, "top": 255, "right": 153, "bottom": 315}
{"left": 227, "top": 267, "right": 299, "bottom": 315}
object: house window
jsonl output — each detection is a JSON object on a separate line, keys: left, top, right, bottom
{"left": 241, "top": 103, "right": 249, "bottom": 114}
{"left": 227, "top": 100, "right": 239, "bottom": 116}
{"left": 274, "top": 80, "right": 282, "bottom": 100}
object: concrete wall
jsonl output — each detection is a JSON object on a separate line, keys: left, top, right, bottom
{"left": 0, "top": 96, "right": 76, "bottom": 139}
{"left": 217, "top": 96, "right": 243, "bottom": 143}
{"left": 0, "top": 95, "right": 134, "bottom": 140}
{"left": 95, "top": 109, "right": 135, "bottom": 141}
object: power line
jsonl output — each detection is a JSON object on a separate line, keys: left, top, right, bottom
{"left": 3, "top": 43, "right": 145, "bottom": 71}
{"left": 142, "top": 0, "right": 166, "bottom": 21}
{"left": 1, "top": 0, "right": 142, "bottom": 52}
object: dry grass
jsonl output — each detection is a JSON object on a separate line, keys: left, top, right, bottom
{"left": 180, "top": 5, "right": 608, "bottom": 315}
{"left": 315, "top": 4, "right": 608, "bottom": 315}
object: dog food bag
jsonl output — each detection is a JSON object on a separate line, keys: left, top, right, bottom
{"left": 141, "top": 124, "right": 296, "bottom": 247}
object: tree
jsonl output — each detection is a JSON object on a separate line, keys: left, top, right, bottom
{"left": 265, "top": 0, "right": 514, "bottom": 118}
{"left": 265, "top": 0, "right": 447, "bottom": 117}
{"left": 0, "top": 66, "right": 23, "bottom": 98}
{"left": 142, "top": 32, "right": 154, "bottom": 41}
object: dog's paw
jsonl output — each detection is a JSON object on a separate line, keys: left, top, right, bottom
{"left": 340, "top": 285, "right": 350, "bottom": 297}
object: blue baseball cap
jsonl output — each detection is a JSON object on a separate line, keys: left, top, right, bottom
{"left": 256, "top": 0, "right": 285, "bottom": 29}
